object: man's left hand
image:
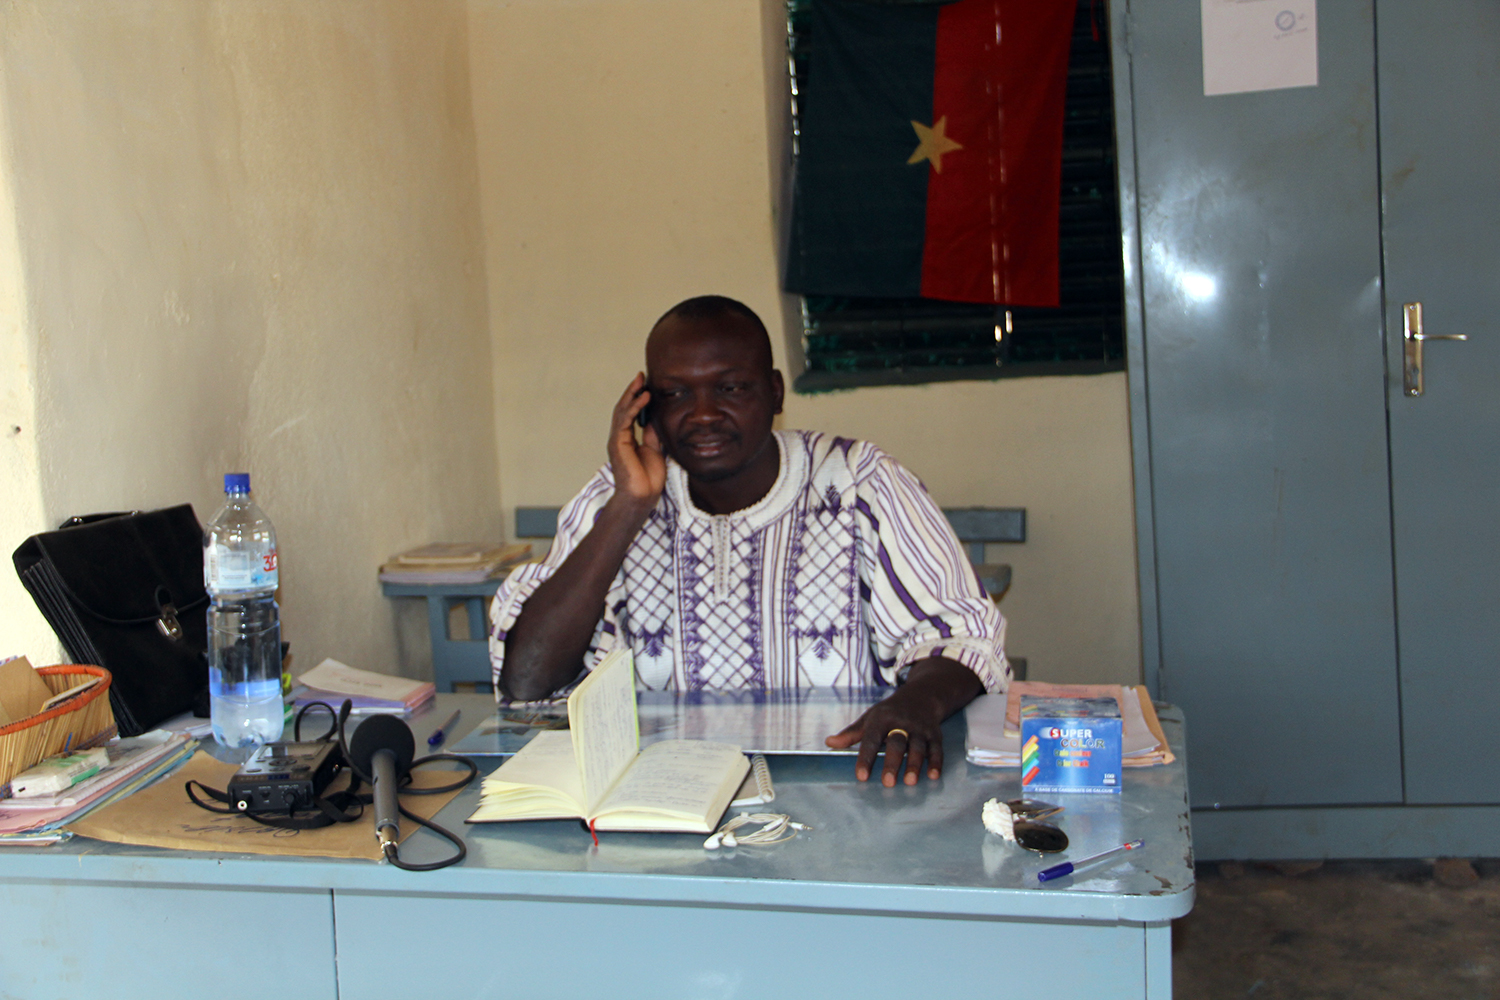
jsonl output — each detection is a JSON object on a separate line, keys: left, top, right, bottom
{"left": 824, "top": 657, "right": 985, "bottom": 786}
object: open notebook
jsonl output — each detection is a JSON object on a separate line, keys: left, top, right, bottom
{"left": 467, "top": 648, "right": 749, "bottom": 833}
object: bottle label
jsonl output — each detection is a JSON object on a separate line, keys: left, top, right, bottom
{"left": 206, "top": 546, "right": 279, "bottom": 592}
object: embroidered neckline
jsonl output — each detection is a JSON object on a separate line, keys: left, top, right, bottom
{"left": 664, "top": 430, "right": 808, "bottom": 532}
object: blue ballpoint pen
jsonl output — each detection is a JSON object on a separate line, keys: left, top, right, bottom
{"left": 1037, "top": 840, "right": 1144, "bottom": 882}
{"left": 427, "top": 709, "right": 461, "bottom": 747}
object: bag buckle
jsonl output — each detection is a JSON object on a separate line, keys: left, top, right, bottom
{"left": 156, "top": 603, "right": 184, "bottom": 642}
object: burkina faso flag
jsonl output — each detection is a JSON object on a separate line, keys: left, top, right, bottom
{"left": 784, "top": 0, "right": 1077, "bottom": 307}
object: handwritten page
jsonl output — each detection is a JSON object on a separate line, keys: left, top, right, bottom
{"left": 567, "top": 648, "right": 640, "bottom": 813}
{"left": 595, "top": 740, "right": 748, "bottom": 820}
{"left": 480, "top": 730, "right": 586, "bottom": 812}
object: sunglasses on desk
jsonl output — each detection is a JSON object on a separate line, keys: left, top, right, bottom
{"left": 1006, "top": 799, "right": 1069, "bottom": 853}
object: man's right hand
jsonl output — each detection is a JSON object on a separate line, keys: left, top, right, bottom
{"left": 500, "top": 374, "right": 666, "bottom": 701}
{"left": 610, "top": 373, "right": 667, "bottom": 507}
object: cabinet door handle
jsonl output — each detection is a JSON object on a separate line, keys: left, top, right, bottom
{"left": 1403, "top": 301, "right": 1468, "bottom": 397}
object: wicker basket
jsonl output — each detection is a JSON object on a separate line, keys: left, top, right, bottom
{"left": 0, "top": 665, "right": 117, "bottom": 790}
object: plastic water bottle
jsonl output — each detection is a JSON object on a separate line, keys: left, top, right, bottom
{"left": 204, "top": 472, "right": 285, "bottom": 750}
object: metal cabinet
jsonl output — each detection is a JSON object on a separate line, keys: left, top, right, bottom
{"left": 1377, "top": 3, "right": 1500, "bottom": 808}
{"left": 1115, "top": 0, "right": 1500, "bottom": 856}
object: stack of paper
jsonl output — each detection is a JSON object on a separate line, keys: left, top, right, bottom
{"left": 0, "top": 730, "right": 197, "bottom": 843}
{"left": 378, "top": 542, "right": 531, "bottom": 585}
{"left": 965, "top": 681, "right": 1175, "bottom": 768}
{"left": 293, "top": 658, "right": 435, "bottom": 717}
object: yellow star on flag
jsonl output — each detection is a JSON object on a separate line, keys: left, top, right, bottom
{"left": 906, "top": 115, "right": 963, "bottom": 173}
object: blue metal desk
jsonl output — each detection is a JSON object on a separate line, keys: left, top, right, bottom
{"left": 0, "top": 697, "right": 1193, "bottom": 999}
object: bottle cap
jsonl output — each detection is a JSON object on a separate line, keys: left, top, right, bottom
{"left": 224, "top": 472, "right": 251, "bottom": 494}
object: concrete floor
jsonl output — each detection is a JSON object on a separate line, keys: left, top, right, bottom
{"left": 1174, "top": 859, "right": 1500, "bottom": 999}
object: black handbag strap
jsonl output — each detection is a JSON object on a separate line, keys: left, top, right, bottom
{"left": 29, "top": 567, "right": 208, "bottom": 627}
{"left": 21, "top": 506, "right": 209, "bottom": 625}
{"left": 57, "top": 511, "right": 141, "bottom": 529}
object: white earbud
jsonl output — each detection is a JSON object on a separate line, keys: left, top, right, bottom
{"left": 703, "top": 812, "right": 810, "bottom": 850}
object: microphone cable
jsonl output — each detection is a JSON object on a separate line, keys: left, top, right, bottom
{"left": 186, "top": 701, "right": 478, "bottom": 867}
{"left": 187, "top": 701, "right": 365, "bottom": 830}
{"left": 332, "top": 701, "right": 478, "bottom": 872}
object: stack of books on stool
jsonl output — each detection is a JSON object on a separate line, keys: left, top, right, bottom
{"left": 378, "top": 542, "right": 532, "bottom": 586}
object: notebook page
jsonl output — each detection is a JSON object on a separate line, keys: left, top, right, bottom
{"left": 567, "top": 648, "right": 641, "bottom": 813}
{"left": 595, "top": 740, "right": 748, "bottom": 820}
{"left": 479, "top": 730, "right": 586, "bottom": 805}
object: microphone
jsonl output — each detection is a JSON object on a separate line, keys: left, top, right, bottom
{"left": 347, "top": 714, "right": 417, "bottom": 855}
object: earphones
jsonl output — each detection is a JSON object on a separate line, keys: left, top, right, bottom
{"left": 703, "top": 812, "right": 809, "bottom": 850}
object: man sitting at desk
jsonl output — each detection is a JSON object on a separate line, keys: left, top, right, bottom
{"left": 490, "top": 295, "right": 1009, "bottom": 786}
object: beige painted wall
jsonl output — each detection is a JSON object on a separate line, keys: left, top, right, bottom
{"left": 0, "top": 81, "right": 56, "bottom": 663}
{"left": 469, "top": 0, "right": 1142, "bottom": 683}
{"left": 0, "top": 0, "right": 1139, "bottom": 684}
{"left": 0, "top": 1, "right": 500, "bottom": 679}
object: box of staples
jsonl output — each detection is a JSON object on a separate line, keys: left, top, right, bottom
{"left": 1020, "top": 696, "right": 1122, "bottom": 794}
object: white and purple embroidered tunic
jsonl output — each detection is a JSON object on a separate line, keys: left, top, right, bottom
{"left": 489, "top": 430, "right": 1008, "bottom": 694}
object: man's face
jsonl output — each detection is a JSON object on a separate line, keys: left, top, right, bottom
{"left": 644, "top": 314, "right": 784, "bottom": 486}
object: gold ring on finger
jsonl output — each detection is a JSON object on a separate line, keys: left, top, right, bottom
{"left": 886, "top": 728, "right": 910, "bottom": 741}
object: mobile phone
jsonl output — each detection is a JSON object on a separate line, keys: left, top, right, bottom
{"left": 635, "top": 387, "right": 655, "bottom": 428}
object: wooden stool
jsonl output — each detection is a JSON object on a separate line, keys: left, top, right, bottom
{"left": 381, "top": 579, "right": 502, "bottom": 692}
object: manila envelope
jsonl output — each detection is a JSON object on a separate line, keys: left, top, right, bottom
{"left": 0, "top": 657, "right": 55, "bottom": 725}
{"left": 68, "top": 750, "right": 468, "bottom": 860}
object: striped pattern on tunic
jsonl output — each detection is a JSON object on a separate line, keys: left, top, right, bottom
{"left": 489, "top": 430, "right": 1008, "bottom": 694}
